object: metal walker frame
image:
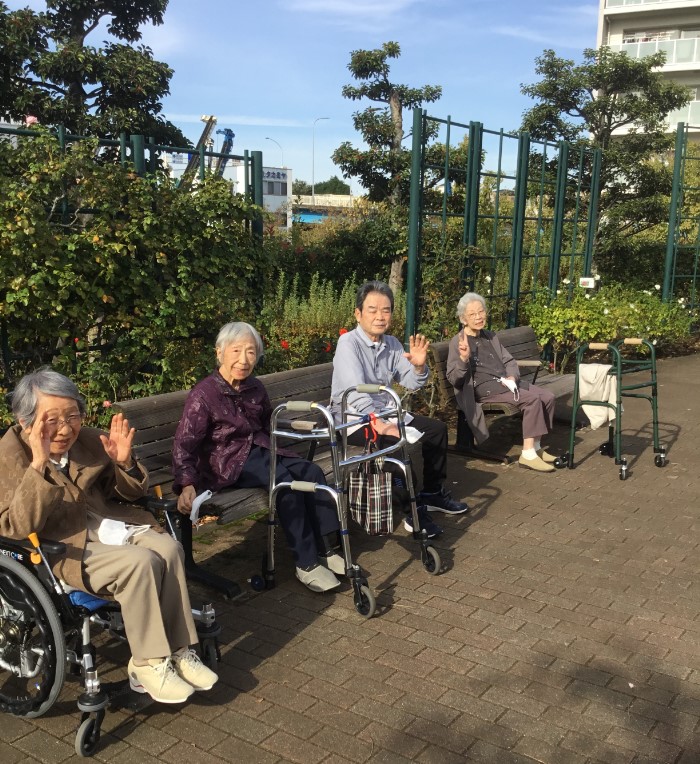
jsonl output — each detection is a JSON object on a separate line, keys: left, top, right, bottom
{"left": 258, "top": 384, "right": 443, "bottom": 619}
{"left": 562, "top": 338, "right": 667, "bottom": 480}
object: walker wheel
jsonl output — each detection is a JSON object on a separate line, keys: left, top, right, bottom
{"left": 423, "top": 546, "right": 442, "bottom": 576}
{"left": 619, "top": 466, "right": 628, "bottom": 481}
{"left": 553, "top": 456, "right": 566, "bottom": 469}
{"left": 354, "top": 585, "right": 376, "bottom": 618}
{"left": 75, "top": 713, "right": 102, "bottom": 757}
{"left": 249, "top": 575, "right": 265, "bottom": 592}
{"left": 654, "top": 454, "right": 666, "bottom": 468}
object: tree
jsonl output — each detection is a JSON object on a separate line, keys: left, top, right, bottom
{"left": 292, "top": 179, "right": 312, "bottom": 195}
{"left": 0, "top": 0, "right": 187, "bottom": 145}
{"left": 313, "top": 175, "right": 351, "bottom": 195}
{"left": 332, "top": 41, "right": 442, "bottom": 206}
{"left": 520, "top": 47, "right": 691, "bottom": 270}
{"left": 0, "top": 129, "right": 266, "bottom": 398}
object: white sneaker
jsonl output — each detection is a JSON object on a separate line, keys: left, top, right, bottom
{"left": 318, "top": 552, "right": 346, "bottom": 576}
{"left": 172, "top": 648, "right": 218, "bottom": 691}
{"left": 295, "top": 564, "right": 341, "bottom": 592}
{"left": 128, "top": 657, "right": 194, "bottom": 703}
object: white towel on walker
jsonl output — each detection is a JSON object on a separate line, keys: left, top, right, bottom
{"left": 578, "top": 363, "right": 619, "bottom": 430}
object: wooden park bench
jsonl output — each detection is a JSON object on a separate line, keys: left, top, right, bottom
{"left": 115, "top": 363, "right": 346, "bottom": 598}
{"left": 429, "top": 326, "right": 578, "bottom": 463}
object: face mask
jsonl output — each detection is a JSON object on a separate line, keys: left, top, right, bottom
{"left": 499, "top": 377, "right": 520, "bottom": 401}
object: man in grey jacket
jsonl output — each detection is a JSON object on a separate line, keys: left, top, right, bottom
{"left": 331, "top": 281, "right": 470, "bottom": 537}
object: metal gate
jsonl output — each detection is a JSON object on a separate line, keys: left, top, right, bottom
{"left": 405, "top": 108, "right": 601, "bottom": 339}
{"left": 664, "top": 122, "right": 700, "bottom": 311}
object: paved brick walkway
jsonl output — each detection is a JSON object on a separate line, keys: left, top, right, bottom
{"left": 2, "top": 353, "right": 700, "bottom": 763}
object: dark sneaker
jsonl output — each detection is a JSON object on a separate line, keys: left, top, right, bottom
{"left": 420, "top": 486, "right": 471, "bottom": 515}
{"left": 402, "top": 506, "right": 443, "bottom": 538}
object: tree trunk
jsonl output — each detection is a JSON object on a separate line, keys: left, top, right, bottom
{"left": 388, "top": 256, "right": 404, "bottom": 293}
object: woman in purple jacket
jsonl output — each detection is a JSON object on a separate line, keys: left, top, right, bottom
{"left": 172, "top": 322, "right": 342, "bottom": 593}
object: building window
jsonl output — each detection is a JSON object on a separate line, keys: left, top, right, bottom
{"left": 267, "top": 181, "right": 275, "bottom": 195}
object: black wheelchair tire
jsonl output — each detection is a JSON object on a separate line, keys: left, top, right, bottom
{"left": 0, "top": 554, "right": 67, "bottom": 718}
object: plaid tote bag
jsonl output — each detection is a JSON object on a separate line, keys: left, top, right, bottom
{"left": 347, "top": 456, "right": 395, "bottom": 536}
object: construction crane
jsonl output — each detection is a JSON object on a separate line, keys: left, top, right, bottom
{"left": 213, "top": 128, "right": 235, "bottom": 176}
{"left": 178, "top": 115, "right": 217, "bottom": 188}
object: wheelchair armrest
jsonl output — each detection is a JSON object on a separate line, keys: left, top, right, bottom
{"left": 0, "top": 534, "right": 67, "bottom": 556}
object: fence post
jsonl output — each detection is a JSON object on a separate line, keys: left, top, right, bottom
{"left": 582, "top": 147, "right": 602, "bottom": 277}
{"left": 663, "top": 123, "right": 685, "bottom": 302}
{"left": 463, "top": 121, "right": 483, "bottom": 250}
{"left": 548, "top": 141, "right": 569, "bottom": 297}
{"left": 405, "top": 107, "right": 424, "bottom": 346}
{"left": 131, "top": 135, "right": 145, "bottom": 175}
{"left": 119, "top": 132, "right": 128, "bottom": 167}
{"left": 251, "top": 150, "right": 264, "bottom": 240}
{"left": 507, "top": 131, "right": 530, "bottom": 328}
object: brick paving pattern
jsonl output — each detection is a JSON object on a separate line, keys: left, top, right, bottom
{"left": 3, "top": 353, "right": 700, "bottom": 762}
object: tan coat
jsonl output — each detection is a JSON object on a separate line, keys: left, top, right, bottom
{"left": 0, "top": 425, "right": 159, "bottom": 590}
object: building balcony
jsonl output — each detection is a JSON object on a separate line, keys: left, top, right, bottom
{"left": 611, "top": 37, "right": 700, "bottom": 67}
{"left": 607, "top": 0, "right": 698, "bottom": 8}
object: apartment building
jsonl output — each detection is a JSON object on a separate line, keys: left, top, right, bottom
{"left": 597, "top": 0, "right": 700, "bottom": 128}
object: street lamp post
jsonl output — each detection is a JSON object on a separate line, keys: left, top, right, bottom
{"left": 312, "top": 117, "right": 329, "bottom": 205}
{"left": 265, "top": 137, "right": 283, "bottom": 167}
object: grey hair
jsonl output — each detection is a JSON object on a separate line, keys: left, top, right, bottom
{"left": 215, "top": 322, "right": 264, "bottom": 361}
{"left": 456, "top": 292, "right": 487, "bottom": 322}
{"left": 11, "top": 368, "right": 86, "bottom": 426}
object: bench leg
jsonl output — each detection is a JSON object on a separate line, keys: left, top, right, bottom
{"left": 449, "top": 411, "right": 514, "bottom": 465}
{"left": 169, "top": 513, "right": 243, "bottom": 600}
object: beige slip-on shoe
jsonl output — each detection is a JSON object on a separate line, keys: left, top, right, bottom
{"left": 518, "top": 454, "right": 556, "bottom": 473}
{"left": 538, "top": 449, "right": 558, "bottom": 464}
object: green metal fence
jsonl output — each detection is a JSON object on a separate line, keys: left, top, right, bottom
{"left": 406, "top": 108, "right": 602, "bottom": 339}
{"left": 0, "top": 124, "right": 264, "bottom": 236}
{"left": 664, "top": 122, "right": 700, "bottom": 311}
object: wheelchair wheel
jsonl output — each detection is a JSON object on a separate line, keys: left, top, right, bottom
{"left": 0, "top": 554, "right": 66, "bottom": 718}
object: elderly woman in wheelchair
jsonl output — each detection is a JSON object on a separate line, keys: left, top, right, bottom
{"left": 0, "top": 369, "right": 218, "bottom": 724}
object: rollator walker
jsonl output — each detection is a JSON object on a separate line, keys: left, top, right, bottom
{"left": 562, "top": 338, "right": 667, "bottom": 480}
{"left": 256, "top": 384, "right": 443, "bottom": 619}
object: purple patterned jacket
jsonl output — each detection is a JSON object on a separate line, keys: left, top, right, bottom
{"left": 172, "top": 371, "right": 291, "bottom": 494}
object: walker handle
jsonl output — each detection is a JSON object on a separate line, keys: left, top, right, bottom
{"left": 589, "top": 342, "right": 609, "bottom": 351}
{"left": 623, "top": 338, "right": 643, "bottom": 345}
{"left": 285, "top": 401, "right": 315, "bottom": 412}
{"left": 289, "top": 480, "right": 318, "bottom": 493}
{"left": 356, "top": 384, "right": 383, "bottom": 393}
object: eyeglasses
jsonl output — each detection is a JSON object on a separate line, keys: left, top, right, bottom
{"left": 465, "top": 310, "right": 487, "bottom": 320}
{"left": 45, "top": 414, "right": 83, "bottom": 430}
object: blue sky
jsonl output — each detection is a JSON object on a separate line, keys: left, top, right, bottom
{"left": 7, "top": 0, "right": 599, "bottom": 192}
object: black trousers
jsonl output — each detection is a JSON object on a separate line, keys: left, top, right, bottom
{"left": 347, "top": 413, "right": 448, "bottom": 494}
{"left": 235, "top": 446, "right": 339, "bottom": 568}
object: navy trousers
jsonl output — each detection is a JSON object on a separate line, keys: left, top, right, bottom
{"left": 235, "top": 446, "right": 339, "bottom": 568}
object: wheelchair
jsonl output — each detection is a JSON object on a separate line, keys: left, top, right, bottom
{"left": 0, "top": 518, "right": 221, "bottom": 757}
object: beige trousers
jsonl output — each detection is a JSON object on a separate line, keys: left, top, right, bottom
{"left": 82, "top": 530, "right": 198, "bottom": 661}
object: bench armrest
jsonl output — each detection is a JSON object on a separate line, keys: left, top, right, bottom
{"left": 516, "top": 359, "right": 543, "bottom": 384}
